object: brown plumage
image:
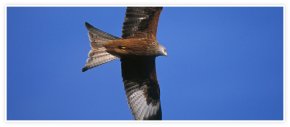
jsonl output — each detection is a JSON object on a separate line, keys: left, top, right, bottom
{"left": 82, "top": 7, "right": 166, "bottom": 120}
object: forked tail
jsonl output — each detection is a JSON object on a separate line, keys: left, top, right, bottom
{"left": 82, "top": 22, "right": 120, "bottom": 72}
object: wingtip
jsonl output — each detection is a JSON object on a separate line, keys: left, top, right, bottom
{"left": 85, "top": 22, "right": 93, "bottom": 30}
{"left": 82, "top": 67, "right": 88, "bottom": 72}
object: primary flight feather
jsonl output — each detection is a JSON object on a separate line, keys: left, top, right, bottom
{"left": 82, "top": 7, "right": 166, "bottom": 120}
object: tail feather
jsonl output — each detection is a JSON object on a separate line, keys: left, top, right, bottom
{"left": 82, "top": 48, "right": 117, "bottom": 72}
{"left": 82, "top": 22, "right": 120, "bottom": 72}
{"left": 85, "top": 22, "right": 119, "bottom": 48}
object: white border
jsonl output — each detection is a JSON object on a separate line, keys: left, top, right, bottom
{"left": 1, "top": 0, "right": 288, "bottom": 127}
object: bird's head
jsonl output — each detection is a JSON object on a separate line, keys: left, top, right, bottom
{"left": 157, "top": 44, "right": 167, "bottom": 56}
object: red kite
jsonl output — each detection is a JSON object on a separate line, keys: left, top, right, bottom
{"left": 82, "top": 7, "right": 166, "bottom": 120}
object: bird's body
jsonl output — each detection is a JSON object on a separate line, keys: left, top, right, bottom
{"left": 105, "top": 37, "right": 162, "bottom": 57}
{"left": 82, "top": 7, "right": 166, "bottom": 120}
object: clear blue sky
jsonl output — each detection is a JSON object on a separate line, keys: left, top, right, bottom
{"left": 7, "top": 7, "right": 283, "bottom": 120}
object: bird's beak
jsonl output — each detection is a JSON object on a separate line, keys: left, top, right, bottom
{"left": 163, "top": 52, "right": 167, "bottom": 56}
{"left": 161, "top": 50, "right": 167, "bottom": 56}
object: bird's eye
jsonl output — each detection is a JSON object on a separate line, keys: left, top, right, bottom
{"left": 118, "top": 46, "right": 126, "bottom": 50}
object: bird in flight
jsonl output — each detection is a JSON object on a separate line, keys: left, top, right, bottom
{"left": 82, "top": 7, "right": 166, "bottom": 120}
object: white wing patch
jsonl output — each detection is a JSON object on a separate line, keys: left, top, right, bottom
{"left": 124, "top": 80, "right": 161, "bottom": 120}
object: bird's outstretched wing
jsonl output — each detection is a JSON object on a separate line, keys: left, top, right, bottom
{"left": 121, "top": 57, "right": 162, "bottom": 120}
{"left": 122, "top": 7, "right": 163, "bottom": 38}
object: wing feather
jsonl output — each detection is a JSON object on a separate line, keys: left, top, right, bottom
{"left": 122, "top": 7, "right": 163, "bottom": 38}
{"left": 121, "top": 57, "right": 162, "bottom": 120}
